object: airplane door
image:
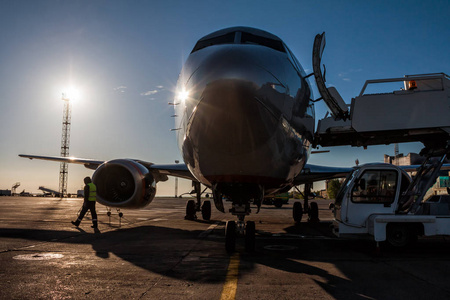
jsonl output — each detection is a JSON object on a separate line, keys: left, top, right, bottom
{"left": 312, "top": 32, "right": 349, "bottom": 120}
{"left": 344, "top": 169, "right": 398, "bottom": 227}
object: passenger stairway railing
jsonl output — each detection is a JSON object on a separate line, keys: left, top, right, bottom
{"left": 397, "top": 142, "right": 450, "bottom": 214}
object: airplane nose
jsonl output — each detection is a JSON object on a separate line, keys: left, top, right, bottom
{"left": 185, "top": 47, "right": 286, "bottom": 156}
{"left": 181, "top": 47, "right": 303, "bottom": 185}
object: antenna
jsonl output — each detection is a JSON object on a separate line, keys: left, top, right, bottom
{"left": 59, "top": 93, "right": 72, "bottom": 198}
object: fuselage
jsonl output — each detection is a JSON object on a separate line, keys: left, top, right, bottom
{"left": 174, "top": 27, "right": 315, "bottom": 198}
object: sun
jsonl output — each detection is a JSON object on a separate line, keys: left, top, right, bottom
{"left": 62, "top": 86, "right": 82, "bottom": 103}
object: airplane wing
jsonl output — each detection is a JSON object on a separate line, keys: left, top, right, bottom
{"left": 293, "top": 162, "right": 450, "bottom": 186}
{"left": 398, "top": 164, "right": 450, "bottom": 172}
{"left": 19, "top": 154, "right": 104, "bottom": 170}
{"left": 148, "top": 164, "right": 195, "bottom": 181}
{"left": 293, "top": 163, "right": 354, "bottom": 184}
{"left": 18, "top": 154, "right": 196, "bottom": 181}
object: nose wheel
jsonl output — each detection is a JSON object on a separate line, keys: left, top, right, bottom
{"left": 219, "top": 185, "right": 263, "bottom": 253}
{"left": 225, "top": 221, "right": 236, "bottom": 253}
{"left": 225, "top": 217, "right": 256, "bottom": 253}
{"left": 245, "top": 221, "right": 255, "bottom": 252}
{"left": 225, "top": 204, "right": 256, "bottom": 254}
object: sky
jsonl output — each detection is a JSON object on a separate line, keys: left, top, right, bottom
{"left": 0, "top": 0, "right": 449, "bottom": 195}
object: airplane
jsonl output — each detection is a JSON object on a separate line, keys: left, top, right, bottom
{"left": 19, "top": 26, "right": 370, "bottom": 252}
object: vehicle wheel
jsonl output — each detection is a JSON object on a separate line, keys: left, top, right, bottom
{"left": 225, "top": 221, "right": 236, "bottom": 253}
{"left": 308, "top": 202, "right": 319, "bottom": 222}
{"left": 293, "top": 202, "right": 303, "bottom": 223}
{"left": 185, "top": 200, "right": 196, "bottom": 220}
{"left": 245, "top": 221, "right": 256, "bottom": 253}
{"left": 387, "top": 223, "right": 412, "bottom": 247}
{"left": 274, "top": 199, "right": 283, "bottom": 208}
{"left": 201, "top": 200, "right": 211, "bottom": 220}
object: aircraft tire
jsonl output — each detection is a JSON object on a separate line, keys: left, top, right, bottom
{"left": 201, "top": 200, "right": 211, "bottom": 220}
{"left": 245, "top": 221, "right": 256, "bottom": 252}
{"left": 308, "top": 202, "right": 319, "bottom": 223}
{"left": 225, "top": 221, "right": 236, "bottom": 253}
{"left": 293, "top": 201, "right": 303, "bottom": 223}
{"left": 185, "top": 200, "right": 196, "bottom": 220}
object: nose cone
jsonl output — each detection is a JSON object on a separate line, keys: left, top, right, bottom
{"left": 181, "top": 46, "right": 307, "bottom": 186}
{"left": 189, "top": 78, "right": 278, "bottom": 155}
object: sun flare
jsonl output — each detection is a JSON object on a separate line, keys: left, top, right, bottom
{"left": 61, "top": 86, "right": 81, "bottom": 103}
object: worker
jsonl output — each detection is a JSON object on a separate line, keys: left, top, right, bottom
{"left": 71, "top": 177, "right": 98, "bottom": 228}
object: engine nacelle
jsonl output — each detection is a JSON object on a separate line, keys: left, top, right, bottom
{"left": 92, "top": 159, "right": 156, "bottom": 209}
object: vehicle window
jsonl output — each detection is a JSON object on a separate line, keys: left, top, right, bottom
{"left": 399, "top": 172, "right": 410, "bottom": 196}
{"left": 191, "top": 32, "right": 236, "bottom": 53}
{"left": 240, "top": 32, "right": 285, "bottom": 53}
{"left": 351, "top": 170, "right": 397, "bottom": 204}
{"left": 335, "top": 171, "right": 355, "bottom": 206}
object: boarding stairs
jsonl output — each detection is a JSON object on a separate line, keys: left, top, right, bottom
{"left": 311, "top": 33, "right": 450, "bottom": 151}
{"left": 396, "top": 143, "right": 450, "bottom": 214}
{"left": 39, "top": 186, "right": 61, "bottom": 197}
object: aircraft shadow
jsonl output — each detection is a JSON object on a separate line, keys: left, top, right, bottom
{"left": 2, "top": 224, "right": 450, "bottom": 299}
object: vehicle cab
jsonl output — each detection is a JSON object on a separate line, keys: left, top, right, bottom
{"left": 332, "top": 163, "right": 411, "bottom": 237}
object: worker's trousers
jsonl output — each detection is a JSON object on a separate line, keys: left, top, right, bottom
{"left": 76, "top": 201, "right": 98, "bottom": 226}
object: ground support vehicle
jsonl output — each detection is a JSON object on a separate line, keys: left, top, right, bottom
{"left": 263, "top": 192, "right": 290, "bottom": 208}
{"left": 332, "top": 148, "right": 450, "bottom": 247}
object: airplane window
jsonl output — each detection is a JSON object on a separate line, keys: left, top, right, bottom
{"left": 240, "top": 32, "right": 285, "bottom": 53}
{"left": 191, "top": 32, "right": 236, "bottom": 53}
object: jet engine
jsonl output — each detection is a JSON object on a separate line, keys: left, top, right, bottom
{"left": 92, "top": 159, "right": 156, "bottom": 209}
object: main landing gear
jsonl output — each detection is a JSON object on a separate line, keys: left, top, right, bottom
{"left": 293, "top": 184, "right": 319, "bottom": 223}
{"left": 185, "top": 181, "right": 211, "bottom": 221}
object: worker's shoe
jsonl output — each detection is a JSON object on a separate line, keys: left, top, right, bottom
{"left": 91, "top": 221, "right": 98, "bottom": 229}
{"left": 71, "top": 220, "right": 80, "bottom": 227}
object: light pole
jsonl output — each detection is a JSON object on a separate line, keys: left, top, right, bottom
{"left": 175, "top": 160, "right": 179, "bottom": 197}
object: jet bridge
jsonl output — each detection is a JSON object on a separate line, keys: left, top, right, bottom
{"left": 312, "top": 32, "right": 450, "bottom": 151}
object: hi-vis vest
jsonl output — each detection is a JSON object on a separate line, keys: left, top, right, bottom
{"left": 87, "top": 183, "right": 97, "bottom": 202}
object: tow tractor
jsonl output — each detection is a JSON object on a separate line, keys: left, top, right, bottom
{"left": 331, "top": 146, "right": 450, "bottom": 247}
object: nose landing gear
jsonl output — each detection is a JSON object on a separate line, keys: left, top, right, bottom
{"left": 225, "top": 202, "right": 256, "bottom": 253}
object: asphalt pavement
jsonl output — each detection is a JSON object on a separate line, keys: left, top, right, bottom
{"left": 1, "top": 196, "right": 450, "bottom": 299}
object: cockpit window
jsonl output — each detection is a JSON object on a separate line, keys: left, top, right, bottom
{"left": 191, "top": 32, "right": 236, "bottom": 53}
{"left": 191, "top": 30, "right": 286, "bottom": 53}
{"left": 241, "top": 32, "right": 285, "bottom": 53}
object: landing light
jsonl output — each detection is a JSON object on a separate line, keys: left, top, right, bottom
{"left": 177, "top": 88, "right": 189, "bottom": 103}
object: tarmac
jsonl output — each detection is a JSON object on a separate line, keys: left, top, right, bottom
{"left": 1, "top": 196, "right": 450, "bottom": 299}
